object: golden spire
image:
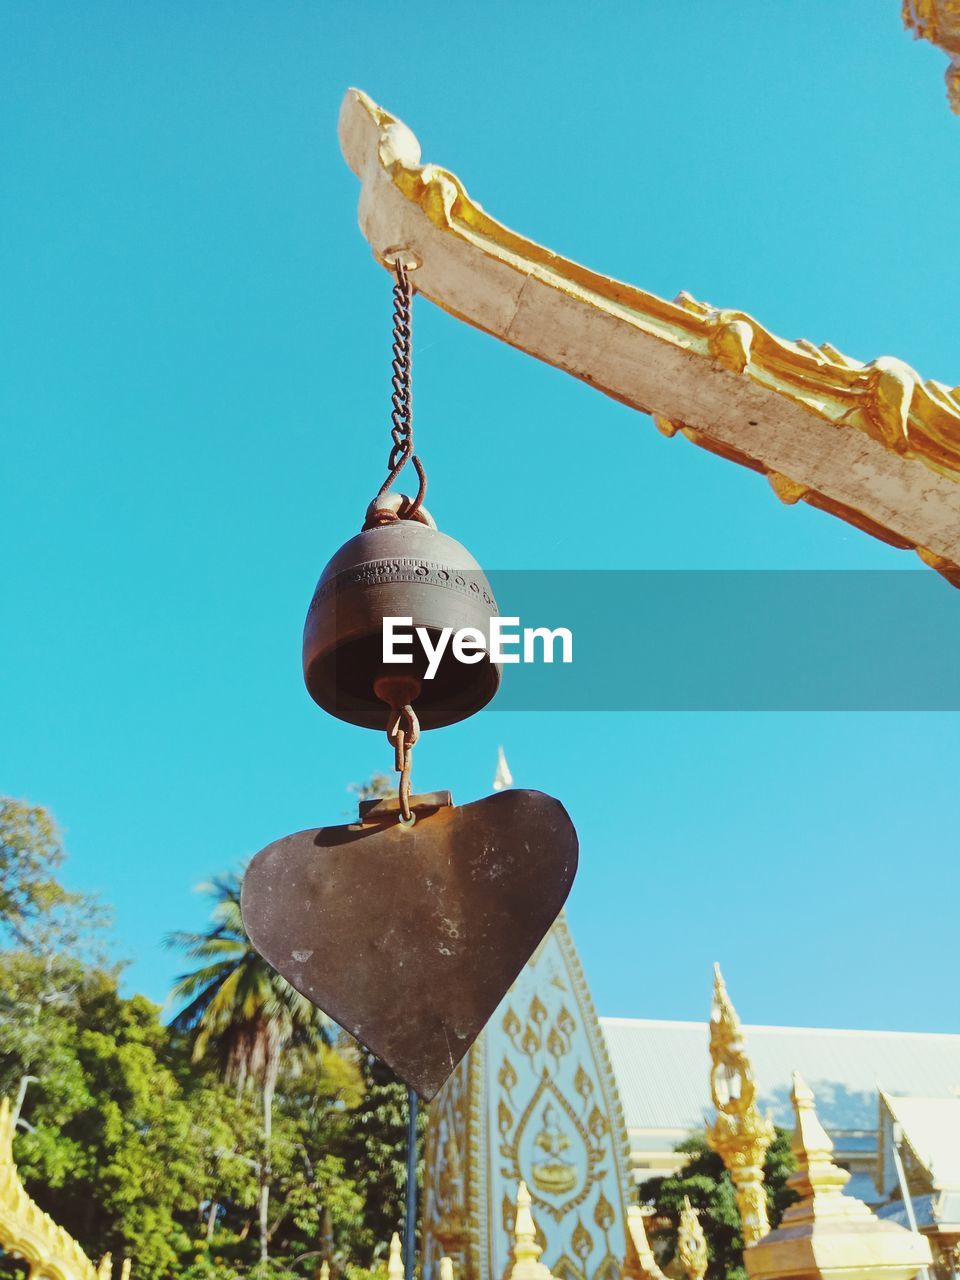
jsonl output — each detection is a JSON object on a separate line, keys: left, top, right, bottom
{"left": 510, "top": 1182, "right": 554, "bottom": 1280}
{"left": 705, "top": 964, "right": 774, "bottom": 1245}
{"left": 745, "top": 1074, "right": 932, "bottom": 1280}
{"left": 786, "top": 1072, "right": 851, "bottom": 1206}
{"left": 677, "top": 1198, "right": 708, "bottom": 1280}
{"left": 439, "top": 1259, "right": 455, "bottom": 1280}
{"left": 388, "top": 1232, "right": 404, "bottom": 1280}
{"left": 318, "top": 1263, "right": 330, "bottom": 1280}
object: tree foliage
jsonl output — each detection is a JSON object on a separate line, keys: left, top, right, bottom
{"left": 0, "top": 791, "right": 416, "bottom": 1280}
{"left": 637, "top": 1130, "right": 797, "bottom": 1280}
{"left": 0, "top": 798, "right": 108, "bottom": 960}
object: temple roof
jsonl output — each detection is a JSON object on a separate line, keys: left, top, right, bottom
{"left": 880, "top": 1095, "right": 960, "bottom": 1188}
{"left": 600, "top": 1018, "right": 960, "bottom": 1138}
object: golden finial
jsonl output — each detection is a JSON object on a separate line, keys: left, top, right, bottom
{"left": 97, "top": 1254, "right": 113, "bottom": 1280}
{"left": 318, "top": 1262, "right": 330, "bottom": 1280}
{"left": 493, "top": 746, "right": 514, "bottom": 791}
{"left": 388, "top": 1232, "right": 404, "bottom": 1280}
{"left": 745, "top": 1074, "right": 933, "bottom": 1280}
{"left": 510, "top": 1182, "right": 553, "bottom": 1280}
{"left": 705, "top": 965, "right": 773, "bottom": 1245}
{"left": 677, "top": 1198, "right": 708, "bottom": 1280}
{"left": 439, "top": 1259, "right": 455, "bottom": 1280}
{"left": 708, "top": 963, "right": 756, "bottom": 1114}
{"left": 120, "top": 1260, "right": 131, "bottom": 1280}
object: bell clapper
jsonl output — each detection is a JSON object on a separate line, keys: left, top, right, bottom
{"left": 374, "top": 674, "right": 423, "bottom": 825}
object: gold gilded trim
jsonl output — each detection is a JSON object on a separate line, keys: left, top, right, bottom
{"left": 0, "top": 1096, "right": 120, "bottom": 1280}
{"left": 903, "top": 0, "right": 960, "bottom": 113}
{"left": 340, "top": 89, "right": 960, "bottom": 585}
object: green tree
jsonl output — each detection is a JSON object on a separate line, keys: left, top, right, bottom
{"left": 0, "top": 790, "right": 416, "bottom": 1276}
{"left": 0, "top": 797, "right": 108, "bottom": 962}
{"left": 329, "top": 1050, "right": 424, "bottom": 1267}
{"left": 637, "top": 1130, "right": 796, "bottom": 1280}
{"left": 168, "top": 873, "right": 335, "bottom": 1264}
{"left": 0, "top": 952, "right": 253, "bottom": 1279}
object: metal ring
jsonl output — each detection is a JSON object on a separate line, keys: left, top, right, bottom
{"left": 398, "top": 812, "right": 417, "bottom": 829}
{"left": 380, "top": 245, "right": 422, "bottom": 272}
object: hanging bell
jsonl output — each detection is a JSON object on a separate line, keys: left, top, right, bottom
{"left": 303, "top": 496, "right": 501, "bottom": 730}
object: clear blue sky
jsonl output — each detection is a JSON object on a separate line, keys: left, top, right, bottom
{"left": 2, "top": 4, "right": 958, "bottom": 1032}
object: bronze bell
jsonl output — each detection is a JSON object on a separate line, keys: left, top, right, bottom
{"left": 303, "top": 499, "right": 501, "bottom": 730}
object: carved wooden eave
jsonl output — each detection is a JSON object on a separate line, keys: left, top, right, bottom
{"left": 338, "top": 89, "right": 960, "bottom": 587}
{"left": 903, "top": 0, "right": 960, "bottom": 113}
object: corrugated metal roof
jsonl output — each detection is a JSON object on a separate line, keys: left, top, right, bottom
{"left": 878, "top": 1191, "right": 960, "bottom": 1229}
{"left": 876, "top": 1194, "right": 939, "bottom": 1229}
{"left": 600, "top": 1018, "right": 960, "bottom": 1136}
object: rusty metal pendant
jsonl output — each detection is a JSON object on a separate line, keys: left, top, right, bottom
{"left": 241, "top": 788, "right": 578, "bottom": 1099}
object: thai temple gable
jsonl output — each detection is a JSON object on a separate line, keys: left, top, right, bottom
{"left": 423, "top": 914, "right": 634, "bottom": 1280}
{"left": 876, "top": 1092, "right": 960, "bottom": 1248}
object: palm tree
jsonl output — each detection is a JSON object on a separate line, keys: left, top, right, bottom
{"left": 167, "top": 871, "right": 332, "bottom": 1262}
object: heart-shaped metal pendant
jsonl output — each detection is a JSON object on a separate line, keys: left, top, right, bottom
{"left": 241, "top": 788, "right": 578, "bottom": 1099}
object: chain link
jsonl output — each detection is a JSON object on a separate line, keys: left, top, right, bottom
{"left": 371, "top": 264, "right": 426, "bottom": 823}
{"left": 373, "top": 261, "right": 427, "bottom": 518}
{"left": 385, "top": 701, "right": 420, "bottom": 823}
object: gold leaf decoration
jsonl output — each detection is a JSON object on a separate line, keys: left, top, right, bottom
{"left": 557, "top": 1005, "right": 576, "bottom": 1040}
{"left": 552, "top": 1255, "right": 584, "bottom": 1280}
{"left": 498, "top": 1055, "right": 518, "bottom": 1097}
{"left": 593, "top": 1190, "right": 615, "bottom": 1232}
{"left": 574, "top": 1064, "right": 593, "bottom": 1101}
{"left": 521, "top": 1025, "right": 541, "bottom": 1060}
{"left": 498, "top": 1099, "right": 513, "bottom": 1136}
{"left": 547, "top": 1026, "right": 566, "bottom": 1064}
{"left": 529, "top": 995, "right": 547, "bottom": 1026}
{"left": 572, "top": 1218, "right": 595, "bottom": 1262}
{"left": 588, "top": 1106, "right": 609, "bottom": 1142}
{"left": 503, "top": 1006, "right": 522, "bottom": 1044}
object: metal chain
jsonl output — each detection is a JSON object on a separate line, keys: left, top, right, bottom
{"left": 371, "top": 264, "right": 425, "bottom": 823}
{"left": 373, "top": 261, "right": 427, "bottom": 518}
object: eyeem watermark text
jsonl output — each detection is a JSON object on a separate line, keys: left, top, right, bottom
{"left": 383, "top": 617, "right": 573, "bottom": 680}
